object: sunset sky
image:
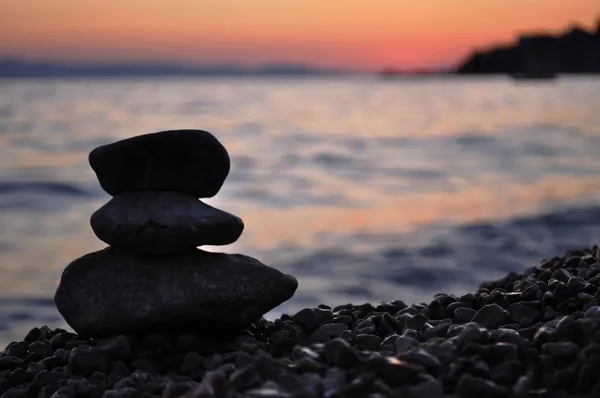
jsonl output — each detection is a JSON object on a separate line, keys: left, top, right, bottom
{"left": 1, "top": 0, "right": 599, "bottom": 71}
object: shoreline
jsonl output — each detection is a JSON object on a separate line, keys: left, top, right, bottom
{"left": 2, "top": 245, "right": 600, "bottom": 397}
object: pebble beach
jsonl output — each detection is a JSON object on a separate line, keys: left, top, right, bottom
{"left": 2, "top": 245, "right": 600, "bottom": 397}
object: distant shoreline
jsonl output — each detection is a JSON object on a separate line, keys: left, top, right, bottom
{"left": 3, "top": 74, "right": 600, "bottom": 82}
{"left": 0, "top": 59, "right": 353, "bottom": 78}
{"left": 2, "top": 17, "right": 599, "bottom": 79}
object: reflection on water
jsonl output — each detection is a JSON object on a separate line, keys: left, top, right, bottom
{"left": 1, "top": 76, "right": 600, "bottom": 346}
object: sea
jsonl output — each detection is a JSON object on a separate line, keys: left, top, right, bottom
{"left": 1, "top": 76, "right": 600, "bottom": 348}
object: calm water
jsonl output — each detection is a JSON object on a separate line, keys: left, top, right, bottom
{"left": 1, "top": 76, "right": 600, "bottom": 347}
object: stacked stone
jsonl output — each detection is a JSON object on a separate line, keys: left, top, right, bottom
{"left": 54, "top": 129, "right": 297, "bottom": 338}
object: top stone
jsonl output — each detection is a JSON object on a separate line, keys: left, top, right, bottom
{"left": 89, "top": 130, "right": 230, "bottom": 198}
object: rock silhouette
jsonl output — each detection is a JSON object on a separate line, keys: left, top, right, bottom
{"left": 90, "top": 191, "right": 244, "bottom": 254}
{"left": 55, "top": 248, "right": 297, "bottom": 336}
{"left": 89, "top": 129, "right": 231, "bottom": 198}
{"left": 55, "top": 129, "right": 297, "bottom": 337}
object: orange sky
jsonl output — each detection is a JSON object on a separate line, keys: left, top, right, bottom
{"left": 1, "top": 0, "right": 599, "bottom": 71}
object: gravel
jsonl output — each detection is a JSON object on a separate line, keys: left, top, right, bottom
{"left": 3, "top": 245, "right": 600, "bottom": 397}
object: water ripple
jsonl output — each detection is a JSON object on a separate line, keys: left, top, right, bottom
{"left": 0, "top": 181, "right": 90, "bottom": 197}
{"left": 1, "top": 77, "right": 600, "bottom": 346}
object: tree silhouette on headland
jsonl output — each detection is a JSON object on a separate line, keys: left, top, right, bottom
{"left": 455, "top": 17, "right": 600, "bottom": 75}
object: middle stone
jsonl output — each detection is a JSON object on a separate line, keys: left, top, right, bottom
{"left": 90, "top": 191, "right": 244, "bottom": 254}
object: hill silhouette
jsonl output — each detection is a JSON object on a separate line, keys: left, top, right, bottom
{"left": 455, "top": 18, "right": 600, "bottom": 75}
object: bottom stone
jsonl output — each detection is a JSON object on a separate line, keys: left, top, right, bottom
{"left": 54, "top": 248, "right": 298, "bottom": 337}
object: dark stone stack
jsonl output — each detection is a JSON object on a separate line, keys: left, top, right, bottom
{"left": 54, "top": 129, "right": 297, "bottom": 338}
